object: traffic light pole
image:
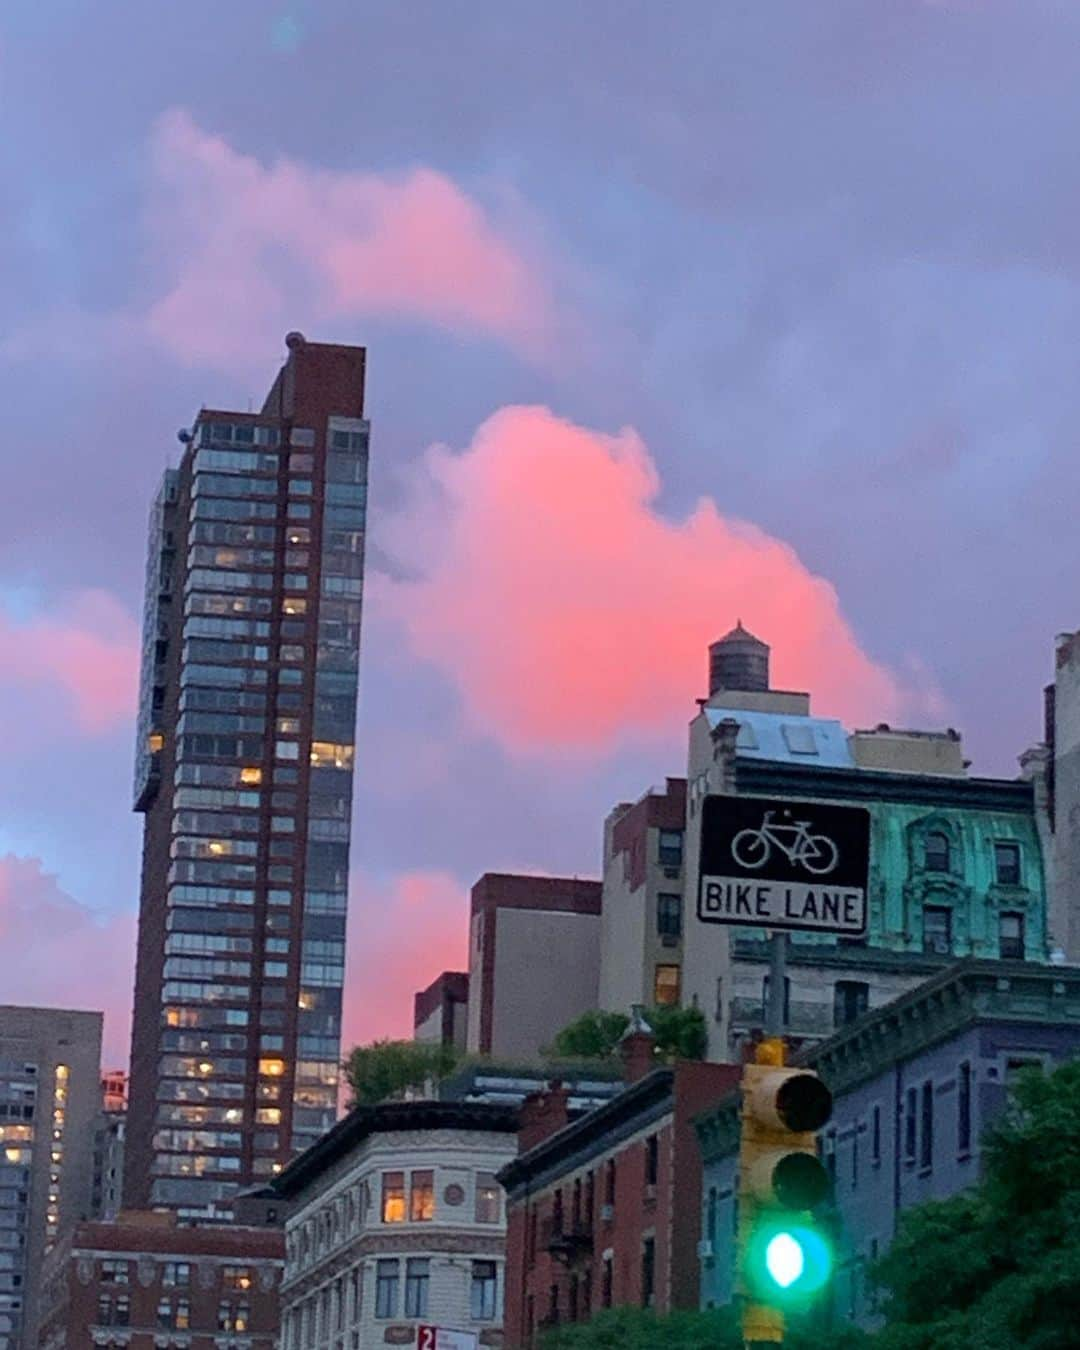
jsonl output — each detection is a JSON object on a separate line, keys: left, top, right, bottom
{"left": 765, "top": 930, "right": 788, "bottom": 1036}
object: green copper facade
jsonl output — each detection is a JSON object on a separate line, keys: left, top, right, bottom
{"left": 733, "top": 760, "right": 1048, "bottom": 962}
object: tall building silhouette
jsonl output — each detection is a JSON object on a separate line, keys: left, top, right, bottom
{"left": 125, "top": 334, "right": 368, "bottom": 1218}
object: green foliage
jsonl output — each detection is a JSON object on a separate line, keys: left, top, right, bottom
{"left": 342, "top": 1037, "right": 460, "bottom": 1106}
{"left": 546, "top": 1006, "right": 707, "bottom": 1063}
{"left": 538, "top": 1305, "right": 869, "bottom": 1349}
{"left": 548, "top": 1011, "right": 631, "bottom": 1060}
{"left": 871, "top": 1057, "right": 1080, "bottom": 1349}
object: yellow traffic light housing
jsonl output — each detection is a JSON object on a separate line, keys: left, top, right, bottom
{"left": 738, "top": 1038, "right": 834, "bottom": 1343}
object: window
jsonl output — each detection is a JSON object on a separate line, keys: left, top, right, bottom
{"left": 994, "top": 842, "right": 1021, "bottom": 886}
{"left": 958, "top": 1061, "right": 972, "bottom": 1154}
{"left": 872, "top": 1105, "right": 881, "bottom": 1166}
{"left": 175, "top": 1297, "right": 190, "bottom": 1331}
{"left": 471, "top": 1260, "right": 498, "bottom": 1321}
{"left": 657, "top": 829, "right": 683, "bottom": 867}
{"left": 476, "top": 1172, "right": 501, "bottom": 1223}
{"left": 654, "top": 963, "right": 681, "bottom": 1006}
{"left": 410, "top": 1169, "right": 435, "bottom": 1221}
{"left": 158, "top": 1296, "right": 175, "bottom": 1327}
{"left": 100, "top": 1260, "right": 129, "bottom": 1285}
{"left": 115, "top": 1295, "right": 130, "bottom": 1327}
{"left": 602, "top": 1256, "right": 613, "bottom": 1308}
{"left": 1000, "top": 911, "right": 1025, "bottom": 960}
{"left": 925, "top": 831, "right": 950, "bottom": 872}
{"left": 375, "top": 1260, "right": 399, "bottom": 1318}
{"left": 904, "top": 1088, "right": 917, "bottom": 1163}
{"left": 568, "top": 1273, "right": 579, "bottom": 1322}
{"left": 920, "top": 1081, "right": 934, "bottom": 1171}
{"left": 223, "top": 1266, "right": 252, "bottom": 1290}
{"left": 404, "top": 1258, "right": 429, "bottom": 1318}
{"left": 605, "top": 1159, "right": 616, "bottom": 1207}
{"left": 162, "top": 1252, "right": 190, "bottom": 1285}
{"left": 382, "top": 1171, "right": 405, "bottom": 1223}
{"left": 923, "top": 906, "right": 952, "bottom": 956}
{"left": 98, "top": 1294, "right": 111, "bottom": 1325}
{"left": 645, "top": 1135, "right": 659, "bottom": 1188}
{"left": 852, "top": 1125, "right": 859, "bottom": 1190}
{"left": 762, "top": 974, "right": 791, "bottom": 1025}
{"left": 552, "top": 1188, "right": 564, "bottom": 1235}
{"left": 641, "top": 1237, "right": 656, "bottom": 1309}
{"left": 657, "top": 892, "right": 682, "bottom": 938}
{"left": 834, "top": 980, "right": 870, "bottom": 1028}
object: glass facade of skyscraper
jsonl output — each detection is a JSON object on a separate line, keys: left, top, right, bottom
{"left": 125, "top": 337, "right": 368, "bottom": 1219}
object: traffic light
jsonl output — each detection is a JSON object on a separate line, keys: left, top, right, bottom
{"left": 738, "top": 1037, "right": 834, "bottom": 1343}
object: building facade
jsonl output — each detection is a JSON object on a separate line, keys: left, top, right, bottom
{"left": 0, "top": 1005, "right": 102, "bottom": 1350}
{"left": 466, "top": 875, "right": 602, "bottom": 1061}
{"left": 125, "top": 335, "right": 369, "bottom": 1217}
{"left": 599, "top": 779, "right": 687, "bottom": 1015}
{"left": 695, "top": 960, "right": 1080, "bottom": 1326}
{"left": 674, "top": 626, "right": 1050, "bottom": 1060}
{"left": 35, "top": 1212, "right": 283, "bottom": 1349}
{"left": 414, "top": 974, "right": 469, "bottom": 1052}
{"left": 273, "top": 1101, "right": 518, "bottom": 1350}
{"left": 498, "top": 1029, "right": 739, "bottom": 1348}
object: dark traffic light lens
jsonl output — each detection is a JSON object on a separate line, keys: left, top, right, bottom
{"left": 776, "top": 1073, "right": 832, "bottom": 1132}
{"left": 772, "top": 1152, "right": 830, "bottom": 1209}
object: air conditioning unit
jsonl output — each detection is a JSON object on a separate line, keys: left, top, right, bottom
{"left": 663, "top": 868, "right": 680, "bottom": 879}
{"left": 697, "top": 1239, "right": 714, "bottom": 1259}
{"left": 600, "top": 1203, "right": 614, "bottom": 1222}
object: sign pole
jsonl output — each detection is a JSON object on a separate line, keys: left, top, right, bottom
{"left": 765, "top": 929, "right": 788, "bottom": 1037}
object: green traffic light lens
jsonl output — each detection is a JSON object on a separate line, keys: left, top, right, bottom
{"left": 765, "top": 1232, "right": 805, "bottom": 1288}
{"left": 747, "top": 1222, "right": 833, "bottom": 1301}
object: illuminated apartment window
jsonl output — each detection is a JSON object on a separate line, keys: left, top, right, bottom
{"left": 410, "top": 1170, "right": 434, "bottom": 1222}
{"left": 258, "top": 1058, "right": 286, "bottom": 1078}
{"left": 653, "top": 964, "right": 680, "bottom": 1006}
{"left": 382, "top": 1171, "right": 406, "bottom": 1223}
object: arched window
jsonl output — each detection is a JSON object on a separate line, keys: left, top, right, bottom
{"left": 925, "top": 831, "right": 950, "bottom": 872}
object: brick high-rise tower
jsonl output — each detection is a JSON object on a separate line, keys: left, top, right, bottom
{"left": 125, "top": 334, "right": 368, "bottom": 1218}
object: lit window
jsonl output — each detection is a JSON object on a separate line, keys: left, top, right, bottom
{"left": 256, "top": 1108, "right": 281, "bottom": 1125}
{"left": 282, "top": 596, "right": 307, "bottom": 615}
{"left": 410, "top": 1170, "right": 434, "bottom": 1221}
{"left": 382, "top": 1171, "right": 406, "bottom": 1223}
{"left": 258, "top": 1058, "right": 286, "bottom": 1078}
{"left": 239, "top": 767, "right": 262, "bottom": 785}
{"left": 476, "top": 1173, "right": 501, "bottom": 1224}
{"left": 223, "top": 1266, "right": 252, "bottom": 1291}
{"left": 310, "top": 741, "right": 354, "bottom": 769}
{"left": 653, "top": 964, "right": 681, "bottom": 1006}
{"left": 148, "top": 731, "right": 165, "bottom": 753}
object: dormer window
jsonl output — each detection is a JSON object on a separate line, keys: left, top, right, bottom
{"left": 925, "top": 831, "right": 950, "bottom": 873}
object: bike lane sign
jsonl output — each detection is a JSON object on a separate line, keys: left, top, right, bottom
{"left": 698, "top": 795, "right": 870, "bottom": 935}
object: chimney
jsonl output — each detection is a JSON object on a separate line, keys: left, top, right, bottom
{"left": 517, "top": 1083, "right": 570, "bottom": 1152}
{"left": 619, "top": 1005, "right": 657, "bottom": 1084}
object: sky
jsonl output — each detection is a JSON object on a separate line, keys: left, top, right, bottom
{"left": 1, "top": 0, "right": 1078, "bottom": 1067}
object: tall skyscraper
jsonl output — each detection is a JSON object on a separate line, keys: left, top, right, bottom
{"left": 125, "top": 334, "right": 368, "bottom": 1219}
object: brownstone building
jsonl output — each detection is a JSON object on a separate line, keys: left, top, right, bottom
{"left": 497, "top": 1028, "right": 739, "bottom": 1347}
{"left": 36, "top": 1212, "right": 283, "bottom": 1349}
{"left": 126, "top": 334, "right": 369, "bottom": 1217}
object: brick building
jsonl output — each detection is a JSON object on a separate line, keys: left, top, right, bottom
{"left": 35, "top": 1211, "right": 283, "bottom": 1348}
{"left": 126, "top": 334, "right": 370, "bottom": 1216}
{"left": 497, "top": 1025, "right": 739, "bottom": 1347}
{"left": 466, "top": 875, "right": 602, "bottom": 1061}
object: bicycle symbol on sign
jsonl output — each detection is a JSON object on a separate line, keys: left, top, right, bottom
{"left": 731, "top": 810, "right": 840, "bottom": 876}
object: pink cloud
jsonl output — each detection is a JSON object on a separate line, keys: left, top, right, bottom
{"left": 376, "top": 405, "right": 938, "bottom": 754}
{"left": 0, "top": 854, "right": 135, "bottom": 1067}
{"left": 142, "top": 109, "right": 554, "bottom": 367}
{"left": 341, "top": 870, "right": 469, "bottom": 1050}
{"left": 0, "top": 589, "right": 139, "bottom": 735}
